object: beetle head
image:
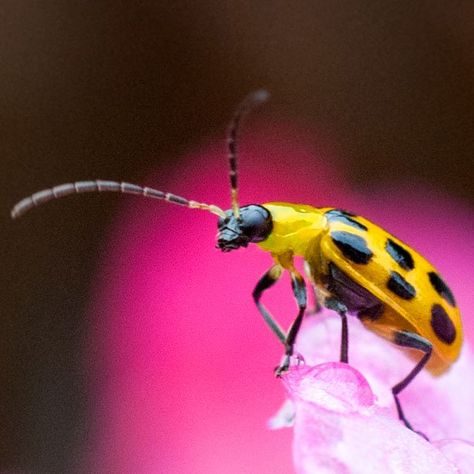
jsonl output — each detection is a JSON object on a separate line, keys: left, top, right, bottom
{"left": 217, "top": 204, "right": 273, "bottom": 252}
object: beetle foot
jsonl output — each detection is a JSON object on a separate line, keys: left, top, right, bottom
{"left": 274, "top": 356, "right": 290, "bottom": 377}
{"left": 274, "top": 352, "right": 305, "bottom": 377}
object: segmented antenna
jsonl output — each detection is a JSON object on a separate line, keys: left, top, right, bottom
{"left": 227, "top": 89, "right": 270, "bottom": 220}
{"left": 11, "top": 180, "right": 226, "bottom": 219}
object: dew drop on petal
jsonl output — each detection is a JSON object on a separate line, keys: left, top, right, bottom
{"left": 292, "top": 352, "right": 306, "bottom": 367}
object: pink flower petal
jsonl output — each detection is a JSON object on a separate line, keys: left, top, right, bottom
{"left": 435, "top": 439, "right": 474, "bottom": 473}
{"left": 283, "top": 364, "right": 460, "bottom": 474}
{"left": 294, "top": 311, "right": 474, "bottom": 442}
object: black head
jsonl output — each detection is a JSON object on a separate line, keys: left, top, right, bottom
{"left": 217, "top": 205, "right": 273, "bottom": 252}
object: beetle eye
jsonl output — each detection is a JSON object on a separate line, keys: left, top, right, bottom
{"left": 239, "top": 205, "right": 272, "bottom": 242}
{"left": 240, "top": 209, "right": 264, "bottom": 232}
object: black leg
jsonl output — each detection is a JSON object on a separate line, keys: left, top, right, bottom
{"left": 285, "top": 274, "right": 307, "bottom": 350}
{"left": 339, "top": 312, "right": 348, "bottom": 363}
{"left": 252, "top": 265, "right": 286, "bottom": 344}
{"left": 325, "top": 297, "right": 349, "bottom": 363}
{"left": 392, "top": 331, "right": 432, "bottom": 438}
{"left": 275, "top": 273, "right": 307, "bottom": 376}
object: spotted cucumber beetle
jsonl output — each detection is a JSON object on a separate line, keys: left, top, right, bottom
{"left": 11, "top": 90, "right": 462, "bottom": 436}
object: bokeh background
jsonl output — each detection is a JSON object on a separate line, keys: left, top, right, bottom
{"left": 2, "top": 2, "right": 474, "bottom": 473}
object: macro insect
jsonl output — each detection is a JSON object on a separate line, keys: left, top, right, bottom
{"left": 11, "top": 90, "right": 462, "bottom": 437}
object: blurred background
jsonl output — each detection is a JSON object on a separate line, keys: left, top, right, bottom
{"left": 2, "top": 2, "right": 473, "bottom": 472}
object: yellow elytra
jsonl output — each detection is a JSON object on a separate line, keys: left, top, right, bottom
{"left": 11, "top": 90, "right": 462, "bottom": 436}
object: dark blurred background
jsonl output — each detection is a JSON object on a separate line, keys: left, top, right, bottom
{"left": 1, "top": 2, "right": 473, "bottom": 472}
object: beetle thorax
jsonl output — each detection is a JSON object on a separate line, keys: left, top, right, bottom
{"left": 256, "top": 202, "right": 327, "bottom": 257}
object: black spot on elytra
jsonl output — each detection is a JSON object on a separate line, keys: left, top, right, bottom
{"left": 387, "top": 271, "right": 416, "bottom": 300}
{"left": 431, "top": 304, "right": 456, "bottom": 344}
{"left": 385, "top": 238, "right": 415, "bottom": 271}
{"left": 428, "top": 272, "right": 456, "bottom": 307}
{"left": 326, "top": 209, "right": 368, "bottom": 231}
{"left": 393, "top": 331, "right": 431, "bottom": 352}
{"left": 330, "top": 231, "right": 373, "bottom": 264}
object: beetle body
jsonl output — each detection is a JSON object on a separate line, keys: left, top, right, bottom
{"left": 256, "top": 203, "right": 462, "bottom": 375}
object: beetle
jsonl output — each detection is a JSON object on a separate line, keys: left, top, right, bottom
{"left": 11, "top": 90, "right": 462, "bottom": 436}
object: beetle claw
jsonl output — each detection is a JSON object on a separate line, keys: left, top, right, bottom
{"left": 274, "top": 356, "right": 291, "bottom": 377}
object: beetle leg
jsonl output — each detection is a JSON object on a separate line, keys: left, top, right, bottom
{"left": 324, "top": 297, "right": 349, "bottom": 363}
{"left": 274, "top": 272, "right": 307, "bottom": 376}
{"left": 252, "top": 265, "right": 286, "bottom": 344}
{"left": 392, "top": 331, "right": 432, "bottom": 438}
{"left": 252, "top": 266, "right": 307, "bottom": 376}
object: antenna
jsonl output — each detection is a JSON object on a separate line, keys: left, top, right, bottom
{"left": 227, "top": 89, "right": 270, "bottom": 219}
{"left": 11, "top": 90, "right": 270, "bottom": 221}
{"left": 11, "top": 180, "right": 226, "bottom": 219}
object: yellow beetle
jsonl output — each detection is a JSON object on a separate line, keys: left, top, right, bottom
{"left": 11, "top": 90, "right": 462, "bottom": 436}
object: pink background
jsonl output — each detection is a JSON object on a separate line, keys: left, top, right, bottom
{"left": 86, "top": 125, "right": 474, "bottom": 473}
